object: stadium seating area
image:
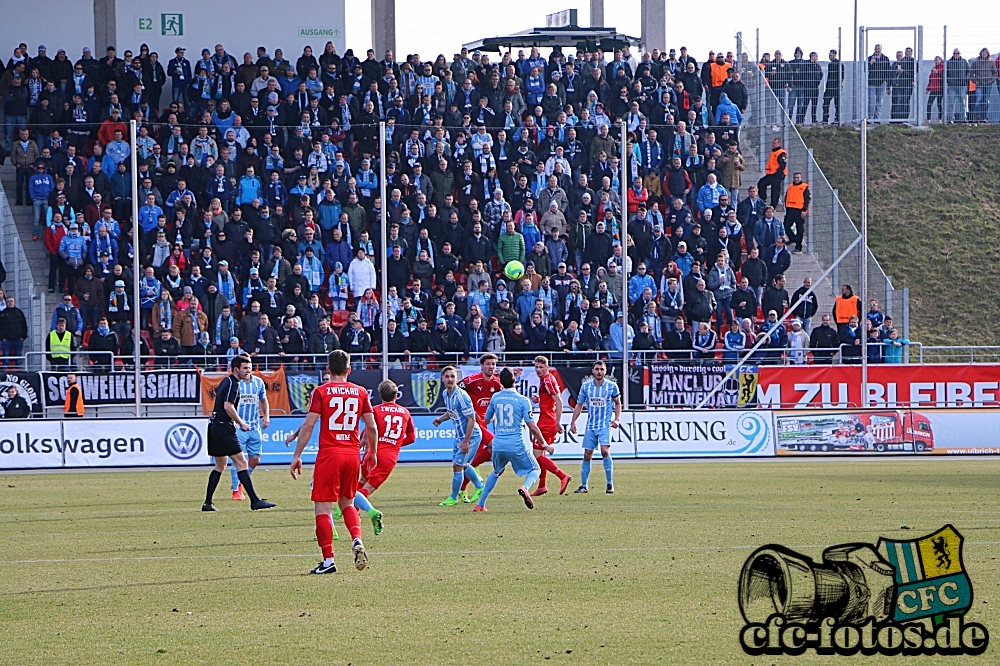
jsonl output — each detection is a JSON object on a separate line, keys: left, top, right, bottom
{"left": 0, "top": 39, "right": 911, "bottom": 370}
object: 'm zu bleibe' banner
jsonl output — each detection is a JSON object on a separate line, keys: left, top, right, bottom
{"left": 756, "top": 364, "right": 1000, "bottom": 408}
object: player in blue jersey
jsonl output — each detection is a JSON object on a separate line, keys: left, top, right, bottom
{"left": 229, "top": 369, "right": 270, "bottom": 500}
{"left": 474, "top": 368, "right": 547, "bottom": 512}
{"left": 569, "top": 360, "right": 621, "bottom": 494}
{"left": 432, "top": 366, "right": 485, "bottom": 506}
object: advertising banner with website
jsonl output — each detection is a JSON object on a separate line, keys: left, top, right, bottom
{"left": 41, "top": 371, "right": 201, "bottom": 407}
{"left": 756, "top": 364, "right": 1000, "bottom": 409}
{"left": 773, "top": 407, "right": 1000, "bottom": 456}
{"left": 633, "top": 410, "right": 775, "bottom": 457}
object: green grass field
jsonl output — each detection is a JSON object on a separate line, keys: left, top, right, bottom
{"left": 3, "top": 460, "right": 1000, "bottom": 665}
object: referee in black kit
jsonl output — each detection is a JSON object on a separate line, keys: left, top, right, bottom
{"left": 202, "top": 354, "right": 275, "bottom": 511}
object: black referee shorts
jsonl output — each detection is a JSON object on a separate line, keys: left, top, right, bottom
{"left": 207, "top": 421, "right": 242, "bottom": 458}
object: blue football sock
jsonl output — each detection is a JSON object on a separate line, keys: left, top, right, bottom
{"left": 354, "top": 491, "right": 374, "bottom": 514}
{"left": 463, "top": 466, "right": 484, "bottom": 489}
{"left": 477, "top": 471, "right": 500, "bottom": 507}
{"left": 581, "top": 459, "right": 592, "bottom": 488}
{"left": 450, "top": 471, "right": 463, "bottom": 499}
{"left": 230, "top": 463, "right": 240, "bottom": 492}
{"left": 524, "top": 468, "right": 541, "bottom": 491}
{"left": 603, "top": 455, "right": 614, "bottom": 485}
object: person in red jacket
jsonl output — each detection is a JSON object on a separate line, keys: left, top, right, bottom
{"left": 44, "top": 212, "right": 68, "bottom": 293}
{"left": 626, "top": 176, "right": 649, "bottom": 215}
{"left": 926, "top": 56, "right": 944, "bottom": 123}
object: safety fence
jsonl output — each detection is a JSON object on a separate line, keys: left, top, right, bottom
{"left": 741, "top": 25, "right": 1000, "bottom": 125}
{"left": 2, "top": 405, "right": 998, "bottom": 471}
{"left": 736, "top": 33, "right": 908, "bottom": 341}
{"left": 4, "top": 360, "right": 1000, "bottom": 420}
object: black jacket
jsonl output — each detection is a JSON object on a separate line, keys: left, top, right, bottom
{"left": 2, "top": 395, "right": 30, "bottom": 418}
{"left": 790, "top": 286, "right": 819, "bottom": 319}
{"left": 0, "top": 306, "right": 29, "bottom": 341}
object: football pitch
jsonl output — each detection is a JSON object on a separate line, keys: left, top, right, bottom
{"left": 2, "top": 459, "right": 1000, "bottom": 665}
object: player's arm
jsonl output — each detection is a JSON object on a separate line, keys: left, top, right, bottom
{"left": 284, "top": 427, "right": 300, "bottom": 446}
{"left": 526, "top": 417, "right": 551, "bottom": 452}
{"left": 570, "top": 399, "right": 584, "bottom": 434}
{"left": 460, "top": 413, "right": 475, "bottom": 452}
{"left": 432, "top": 410, "right": 450, "bottom": 426}
{"left": 362, "top": 411, "right": 378, "bottom": 466}
{"left": 611, "top": 394, "right": 622, "bottom": 429}
{"left": 401, "top": 413, "right": 416, "bottom": 446}
{"left": 552, "top": 386, "right": 564, "bottom": 433}
{"left": 259, "top": 387, "right": 270, "bottom": 429}
{"left": 225, "top": 400, "right": 250, "bottom": 431}
{"left": 290, "top": 412, "right": 319, "bottom": 479}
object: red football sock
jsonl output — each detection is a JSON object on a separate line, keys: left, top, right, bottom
{"left": 341, "top": 504, "right": 363, "bottom": 541}
{"left": 358, "top": 487, "right": 371, "bottom": 498}
{"left": 315, "top": 514, "right": 334, "bottom": 560}
{"left": 460, "top": 447, "right": 491, "bottom": 490}
{"left": 538, "top": 454, "right": 566, "bottom": 480}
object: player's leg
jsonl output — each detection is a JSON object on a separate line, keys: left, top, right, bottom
{"left": 355, "top": 451, "right": 384, "bottom": 534}
{"left": 335, "top": 455, "right": 368, "bottom": 571}
{"left": 513, "top": 449, "right": 541, "bottom": 509}
{"left": 575, "top": 431, "right": 598, "bottom": 493}
{"left": 461, "top": 431, "right": 485, "bottom": 501}
{"left": 475, "top": 450, "right": 507, "bottom": 511}
{"left": 460, "top": 429, "right": 492, "bottom": 497}
{"left": 231, "top": 450, "right": 274, "bottom": 510}
{"left": 229, "top": 432, "right": 243, "bottom": 498}
{"left": 203, "top": 455, "right": 229, "bottom": 510}
{"left": 600, "top": 440, "right": 614, "bottom": 493}
{"left": 534, "top": 453, "right": 570, "bottom": 496}
{"left": 312, "top": 501, "right": 338, "bottom": 574}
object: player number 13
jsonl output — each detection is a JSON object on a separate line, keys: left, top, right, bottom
{"left": 327, "top": 396, "right": 359, "bottom": 431}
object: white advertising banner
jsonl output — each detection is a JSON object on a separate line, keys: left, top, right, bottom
{"left": 117, "top": 1, "right": 346, "bottom": 64}
{"left": 0, "top": 421, "right": 65, "bottom": 469}
{"left": 632, "top": 410, "right": 775, "bottom": 457}
{"left": 61, "top": 418, "right": 211, "bottom": 467}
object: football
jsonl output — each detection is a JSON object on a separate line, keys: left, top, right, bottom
{"left": 504, "top": 260, "right": 525, "bottom": 281}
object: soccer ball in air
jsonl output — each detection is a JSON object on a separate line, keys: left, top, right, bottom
{"left": 504, "top": 260, "right": 525, "bottom": 281}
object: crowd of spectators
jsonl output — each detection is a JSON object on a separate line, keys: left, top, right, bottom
{"left": 0, "top": 38, "right": 911, "bottom": 371}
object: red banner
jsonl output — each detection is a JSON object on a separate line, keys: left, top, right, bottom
{"left": 756, "top": 364, "right": 1000, "bottom": 409}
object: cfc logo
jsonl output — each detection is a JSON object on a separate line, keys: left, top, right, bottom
{"left": 165, "top": 424, "right": 202, "bottom": 460}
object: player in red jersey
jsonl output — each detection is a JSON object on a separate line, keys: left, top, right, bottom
{"left": 291, "top": 350, "right": 377, "bottom": 575}
{"left": 352, "top": 379, "right": 416, "bottom": 535}
{"left": 530, "top": 355, "right": 572, "bottom": 496}
{"left": 457, "top": 352, "right": 502, "bottom": 502}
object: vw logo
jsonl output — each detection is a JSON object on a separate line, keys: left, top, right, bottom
{"left": 165, "top": 423, "right": 202, "bottom": 460}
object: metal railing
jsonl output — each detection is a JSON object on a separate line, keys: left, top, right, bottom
{"left": 0, "top": 180, "right": 42, "bottom": 352}
{"left": 737, "top": 32, "right": 909, "bottom": 342}
{"left": 2, "top": 342, "right": 945, "bottom": 373}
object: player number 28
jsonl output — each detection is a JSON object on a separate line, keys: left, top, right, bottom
{"left": 327, "top": 396, "right": 360, "bottom": 431}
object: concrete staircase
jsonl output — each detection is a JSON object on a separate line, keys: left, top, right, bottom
{"left": 0, "top": 163, "right": 50, "bottom": 290}
{"left": 739, "top": 145, "right": 835, "bottom": 320}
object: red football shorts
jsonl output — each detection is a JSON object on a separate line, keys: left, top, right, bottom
{"left": 311, "top": 451, "right": 360, "bottom": 503}
{"left": 360, "top": 447, "right": 400, "bottom": 490}
{"left": 536, "top": 421, "right": 559, "bottom": 449}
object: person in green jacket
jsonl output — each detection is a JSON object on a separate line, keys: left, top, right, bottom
{"left": 496, "top": 220, "right": 525, "bottom": 269}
